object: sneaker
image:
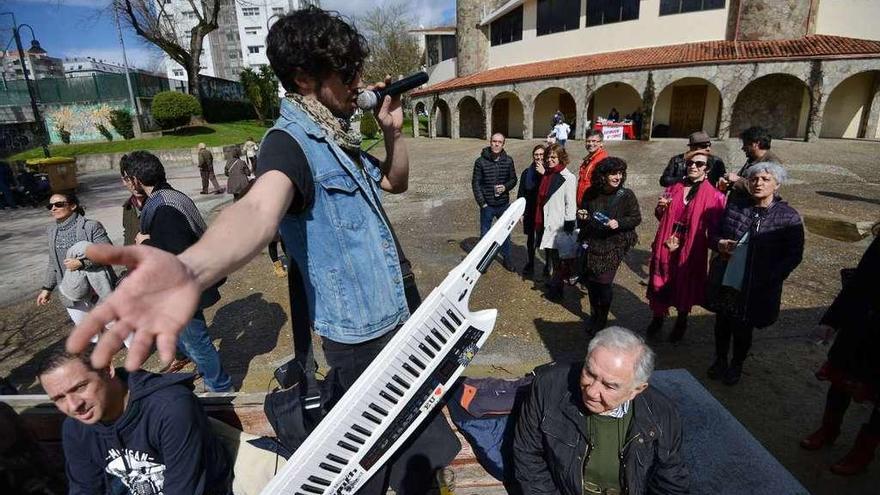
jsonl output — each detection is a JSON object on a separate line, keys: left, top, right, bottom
{"left": 707, "top": 357, "right": 728, "bottom": 380}
{"left": 722, "top": 363, "right": 743, "bottom": 386}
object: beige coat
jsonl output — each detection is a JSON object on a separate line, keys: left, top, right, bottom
{"left": 539, "top": 167, "right": 578, "bottom": 258}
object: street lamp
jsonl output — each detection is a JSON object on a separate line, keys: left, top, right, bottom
{"left": 1, "top": 12, "right": 51, "bottom": 158}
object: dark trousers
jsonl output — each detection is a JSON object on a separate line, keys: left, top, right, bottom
{"left": 200, "top": 167, "right": 221, "bottom": 192}
{"left": 479, "top": 204, "right": 511, "bottom": 261}
{"left": 525, "top": 229, "right": 537, "bottom": 267}
{"left": 322, "top": 331, "right": 459, "bottom": 495}
{"left": 713, "top": 313, "right": 754, "bottom": 365}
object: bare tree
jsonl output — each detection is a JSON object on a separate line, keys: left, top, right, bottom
{"left": 356, "top": 1, "right": 422, "bottom": 85}
{"left": 113, "top": 0, "right": 221, "bottom": 102}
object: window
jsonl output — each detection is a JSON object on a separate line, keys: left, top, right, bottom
{"left": 172, "top": 69, "right": 184, "bottom": 77}
{"left": 659, "top": 0, "right": 725, "bottom": 16}
{"left": 184, "top": 11, "right": 197, "bottom": 20}
{"left": 242, "top": 7, "right": 259, "bottom": 16}
{"left": 229, "top": 52, "right": 238, "bottom": 59}
{"left": 272, "top": 7, "right": 284, "bottom": 15}
{"left": 491, "top": 6, "right": 523, "bottom": 46}
{"left": 586, "top": 0, "right": 640, "bottom": 27}
{"left": 248, "top": 45, "right": 262, "bottom": 54}
{"left": 440, "top": 35, "right": 456, "bottom": 61}
{"left": 537, "top": 0, "right": 580, "bottom": 36}
{"left": 226, "top": 32, "right": 238, "bottom": 42}
{"left": 244, "top": 26, "right": 261, "bottom": 35}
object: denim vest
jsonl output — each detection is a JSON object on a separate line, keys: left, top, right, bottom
{"left": 269, "top": 98, "right": 409, "bottom": 343}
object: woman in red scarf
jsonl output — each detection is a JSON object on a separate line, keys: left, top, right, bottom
{"left": 647, "top": 153, "right": 726, "bottom": 341}
{"left": 537, "top": 143, "right": 578, "bottom": 300}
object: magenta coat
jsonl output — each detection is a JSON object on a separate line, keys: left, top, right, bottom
{"left": 647, "top": 180, "right": 726, "bottom": 314}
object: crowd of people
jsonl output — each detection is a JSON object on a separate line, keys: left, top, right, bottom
{"left": 2, "top": 5, "right": 876, "bottom": 495}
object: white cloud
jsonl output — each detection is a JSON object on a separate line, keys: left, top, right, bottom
{"left": 320, "top": 0, "right": 455, "bottom": 28}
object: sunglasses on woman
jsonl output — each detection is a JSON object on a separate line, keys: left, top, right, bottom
{"left": 46, "top": 201, "right": 69, "bottom": 210}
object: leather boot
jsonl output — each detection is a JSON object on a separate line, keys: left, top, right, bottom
{"left": 800, "top": 405, "right": 844, "bottom": 450}
{"left": 830, "top": 425, "right": 880, "bottom": 476}
{"left": 668, "top": 313, "right": 688, "bottom": 343}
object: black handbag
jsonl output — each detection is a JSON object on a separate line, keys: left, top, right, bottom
{"left": 264, "top": 351, "right": 325, "bottom": 455}
{"left": 703, "top": 253, "right": 742, "bottom": 315}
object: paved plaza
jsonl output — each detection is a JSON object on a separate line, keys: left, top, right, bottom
{"left": 1, "top": 136, "right": 879, "bottom": 494}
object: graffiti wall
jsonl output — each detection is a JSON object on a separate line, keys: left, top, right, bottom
{"left": 43, "top": 101, "right": 133, "bottom": 143}
{"left": 0, "top": 122, "right": 39, "bottom": 157}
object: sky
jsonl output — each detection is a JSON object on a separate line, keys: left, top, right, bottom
{"left": 0, "top": 0, "right": 456, "bottom": 72}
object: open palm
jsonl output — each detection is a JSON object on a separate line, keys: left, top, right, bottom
{"left": 66, "top": 244, "right": 201, "bottom": 370}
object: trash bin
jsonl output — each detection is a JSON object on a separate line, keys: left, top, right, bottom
{"left": 25, "top": 156, "right": 78, "bottom": 193}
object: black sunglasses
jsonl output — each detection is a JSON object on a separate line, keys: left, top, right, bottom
{"left": 47, "top": 201, "right": 69, "bottom": 210}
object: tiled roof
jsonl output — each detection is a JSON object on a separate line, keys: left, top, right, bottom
{"left": 413, "top": 35, "right": 880, "bottom": 95}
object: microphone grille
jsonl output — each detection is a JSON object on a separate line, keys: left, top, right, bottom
{"left": 357, "top": 91, "right": 377, "bottom": 110}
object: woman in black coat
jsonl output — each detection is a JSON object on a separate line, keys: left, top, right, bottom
{"left": 707, "top": 162, "right": 804, "bottom": 386}
{"left": 576, "top": 157, "right": 641, "bottom": 334}
{"left": 800, "top": 226, "right": 880, "bottom": 476}
{"left": 517, "top": 145, "right": 546, "bottom": 276}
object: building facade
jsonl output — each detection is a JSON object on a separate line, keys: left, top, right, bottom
{"left": 63, "top": 57, "right": 127, "bottom": 78}
{"left": 159, "top": 0, "right": 315, "bottom": 83}
{"left": 412, "top": 0, "right": 880, "bottom": 141}
{"left": 1, "top": 48, "right": 64, "bottom": 82}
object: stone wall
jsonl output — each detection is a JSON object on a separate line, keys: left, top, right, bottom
{"left": 413, "top": 57, "right": 880, "bottom": 142}
{"left": 456, "top": 0, "right": 492, "bottom": 78}
{"left": 730, "top": 0, "right": 814, "bottom": 41}
{"left": 459, "top": 97, "right": 485, "bottom": 138}
{"left": 731, "top": 74, "right": 807, "bottom": 139}
{"left": 67, "top": 145, "right": 238, "bottom": 173}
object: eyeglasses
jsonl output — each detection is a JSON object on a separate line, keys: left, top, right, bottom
{"left": 47, "top": 201, "right": 69, "bottom": 210}
{"left": 686, "top": 160, "right": 708, "bottom": 167}
{"left": 689, "top": 142, "right": 711, "bottom": 148}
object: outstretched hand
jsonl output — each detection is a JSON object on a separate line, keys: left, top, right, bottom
{"left": 66, "top": 244, "right": 201, "bottom": 371}
{"left": 371, "top": 76, "right": 403, "bottom": 135}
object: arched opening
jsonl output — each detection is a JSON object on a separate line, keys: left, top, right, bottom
{"left": 533, "top": 88, "right": 577, "bottom": 139}
{"left": 432, "top": 100, "right": 451, "bottom": 138}
{"left": 586, "top": 82, "right": 642, "bottom": 139}
{"left": 414, "top": 102, "right": 428, "bottom": 136}
{"left": 821, "top": 71, "right": 880, "bottom": 139}
{"left": 653, "top": 77, "right": 723, "bottom": 138}
{"left": 491, "top": 92, "right": 524, "bottom": 139}
{"left": 731, "top": 74, "right": 809, "bottom": 140}
{"left": 458, "top": 96, "right": 485, "bottom": 138}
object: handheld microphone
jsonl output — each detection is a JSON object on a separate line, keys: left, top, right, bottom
{"left": 357, "top": 71, "right": 429, "bottom": 110}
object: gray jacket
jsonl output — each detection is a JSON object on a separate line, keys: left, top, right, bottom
{"left": 44, "top": 215, "right": 116, "bottom": 307}
{"left": 59, "top": 241, "right": 116, "bottom": 304}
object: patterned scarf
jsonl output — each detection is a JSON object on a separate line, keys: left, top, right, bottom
{"left": 285, "top": 92, "right": 362, "bottom": 154}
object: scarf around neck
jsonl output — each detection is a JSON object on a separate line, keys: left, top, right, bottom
{"left": 535, "top": 164, "right": 565, "bottom": 230}
{"left": 285, "top": 92, "right": 362, "bottom": 154}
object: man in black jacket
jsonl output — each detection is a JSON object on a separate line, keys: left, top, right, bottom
{"left": 38, "top": 350, "right": 231, "bottom": 495}
{"left": 472, "top": 133, "right": 517, "bottom": 271}
{"left": 659, "top": 130, "right": 726, "bottom": 188}
{"left": 121, "top": 151, "right": 232, "bottom": 392}
{"left": 514, "top": 327, "right": 688, "bottom": 494}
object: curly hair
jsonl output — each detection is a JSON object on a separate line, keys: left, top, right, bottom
{"left": 266, "top": 6, "right": 370, "bottom": 93}
{"left": 587, "top": 156, "right": 628, "bottom": 197}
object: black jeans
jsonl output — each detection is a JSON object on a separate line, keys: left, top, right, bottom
{"left": 322, "top": 331, "right": 459, "bottom": 495}
{"left": 713, "top": 313, "right": 754, "bottom": 365}
{"left": 826, "top": 385, "right": 880, "bottom": 434}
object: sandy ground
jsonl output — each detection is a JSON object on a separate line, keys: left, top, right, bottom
{"left": 2, "top": 136, "right": 879, "bottom": 494}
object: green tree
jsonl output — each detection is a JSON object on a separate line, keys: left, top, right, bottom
{"left": 357, "top": 1, "right": 423, "bottom": 85}
{"left": 151, "top": 91, "right": 202, "bottom": 130}
{"left": 240, "top": 66, "right": 279, "bottom": 123}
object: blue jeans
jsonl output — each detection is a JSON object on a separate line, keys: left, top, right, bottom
{"left": 480, "top": 204, "right": 511, "bottom": 261}
{"left": 178, "top": 310, "right": 233, "bottom": 392}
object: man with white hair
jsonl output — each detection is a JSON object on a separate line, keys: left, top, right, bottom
{"left": 514, "top": 327, "right": 688, "bottom": 494}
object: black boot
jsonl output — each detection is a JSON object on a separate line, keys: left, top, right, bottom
{"left": 722, "top": 362, "right": 743, "bottom": 386}
{"left": 645, "top": 316, "right": 664, "bottom": 337}
{"left": 707, "top": 355, "right": 728, "bottom": 380}
{"left": 669, "top": 313, "right": 688, "bottom": 343}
